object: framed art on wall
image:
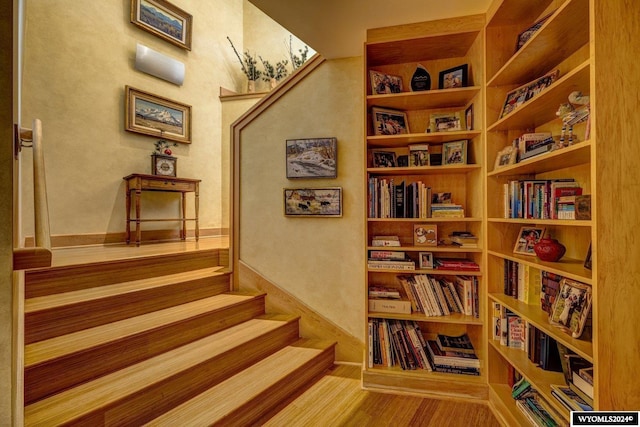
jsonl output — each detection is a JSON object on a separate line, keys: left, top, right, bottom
{"left": 131, "top": 0, "right": 193, "bottom": 50}
{"left": 286, "top": 138, "right": 337, "bottom": 179}
{"left": 284, "top": 188, "right": 342, "bottom": 217}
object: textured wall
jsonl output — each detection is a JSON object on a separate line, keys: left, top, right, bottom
{"left": 239, "top": 57, "right": 365, "bottom": 339}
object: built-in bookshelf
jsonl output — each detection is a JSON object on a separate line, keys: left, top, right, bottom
{"left": 363, "top": 15, "right": 486, "bottom": 399}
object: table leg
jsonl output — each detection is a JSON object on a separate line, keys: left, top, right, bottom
{"left": 125, "top": 184, "right": 131, "bottom": 245}
{"left": 195, "top": 183, "right": 200, "bottom": 241}
{"left": 135, "top": 187, "right": 142, "bottom": 246}
{"left": 181, "top": 192, "right": 187, "bottom": 240}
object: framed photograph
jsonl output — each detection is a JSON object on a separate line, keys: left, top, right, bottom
{"left": 493, "top": 146, "right": 517, "bottom": 170}
{"left": 438, "top": 64, "right": 468, "bottom": 89}
{"left": 284, "top": 188, "right": 342, "bottom": 217}
{"left": 408, "top": 144, "right": 429, "bottom": 167}
{"left": 372, "top": 151, "right": 397, "bottom": 168}
{"left": 513, "top": 226, "right": 546, "bottom": 256}
{"left": 125, "top": 86, "right": 191, "bottom": 143}
{"left": 465, "top": 104, "right": 474, "bottom": 130}
{"left": 369, "top": 70, "right": 403, "bottom": 94}
{"left": 371, "top": 107, "right": 410, "bottom": 136}
{"left": 419, "top": 252, "right": 434, "bottom": 269}
{"left": 516, "top": 14, "right": 551, "bottom": 52}
{"left": 500, "top": 69, "right": 560, "bottom": 119}
{"left": 130, "top": 0, "right": 192, "bottom": 50}
{"left": 443, "top": 140, "right": 468, "bottom": 165}
{"left": 414, "top": 224, "right": 437, "bottom": 247}
{"left": 549, "top": 278, "right": 593, "bottom": 338}
{"left": 429, "top": 112, "right": 462, "bottom": 133}
{"left": 286, "top": 138, "right": 337, "bottom": 179}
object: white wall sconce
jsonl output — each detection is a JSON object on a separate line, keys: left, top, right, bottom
{"left": 135, "top": 43, "right": 185, "bottom": 86}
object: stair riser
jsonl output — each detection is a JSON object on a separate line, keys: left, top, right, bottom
{"left": 51, "top": 321, "right": 301, "bottom": 426}
{"left": 25, "top": 273, "right": 231, "bottom": 344}
{"left": 25, "top": 250, "right": 221, "bottom": 298}
{"left": 24, "top": 296, "right": 266, "bottom": 405}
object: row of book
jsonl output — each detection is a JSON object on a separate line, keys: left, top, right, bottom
{"left": 368, "top": 320, "right": 480, "bottom": 375}
{"left": 502, "top": 178, "right": 583, "bottom": 220}
{"left": 504, "top": 261, "right": 540, "bottom": 305}
{"left": 393, "top": 274, "right": 479, "bottom": 317}
{"left": 512, "top": 378, "right": 567, "bottom": 427}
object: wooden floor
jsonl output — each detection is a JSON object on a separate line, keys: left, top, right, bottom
{"left": 265, "top": 364, "right": 500, "bottom": 427}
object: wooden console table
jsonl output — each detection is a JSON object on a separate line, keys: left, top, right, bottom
{"left": 124, "top": 174, "right": 201, "bottom": 246}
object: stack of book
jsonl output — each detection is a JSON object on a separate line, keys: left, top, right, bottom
{"left": 551, "top": 384, "right": 593, "bottom": 412}
{"left": 371, "top": 235, "right": 401, "bottom": 247}
{"left": 424, "top": 333, "right": 480, "bottom": 375}
{"left": 431, "top": 203, "right": 464, "bottom": 218}
{"left": 540, "top": 271, "right": 563, "bottom": 314}
{"left": 448, "top": 231, "right": 478, "bottom": 248}
{"left": 368, "top": 319, "right": 432, "bottom": 371}
{"left": 368, "top": 247, "right": 415, "bottom": 271}
{"left": 557, "top": 344, "right": 594, "bottom": 409}
{"left": 503, "top": 260, "right": 541, "bottom": 304}
{"left": 512, "top": 378, "right": 566, "bottom": 426}
{"left": 434, "top": 257, "right": 480, "bottom": 271}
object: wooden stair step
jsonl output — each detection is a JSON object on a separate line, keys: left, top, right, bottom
{"left": 24, "top": 292, "right": 266, "bottom": 405}
{"left": 145, "top": 339, "right": 336, "bottom": 427}
{"left": 25, "top": 267, "right": 231, "bottom": 344}
{"left": 24, "top": 314, "right": 301, "bottom": 426}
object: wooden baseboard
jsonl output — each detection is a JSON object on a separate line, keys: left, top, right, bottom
{"left": 237, "top": 261, "right": 363, "bottom": 364}
{"left": 23, "top": 228, "right": 229, "bottom": 248}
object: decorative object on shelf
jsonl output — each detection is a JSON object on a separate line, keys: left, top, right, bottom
{"left": 517, "top": 132, "right": 554, "bottom": 161}
{"left": 413, "top": 224, "right": 437, "bottom": 246}
{"left": 515, "top": 14, "right": 551, "bottom": 52}
{"left": 125, "top": 86, "right": 192, "bottom": 143}
{"left": 443, "top": 140, "right": 468, "bottom": 165}
{"left": 534, "top": 237, "right": 567, "bottom": 262}
{"left": 419, "top": 252, "right": 434, "bottom": 269}
{"left": 494, "top": 145, "right": 517, "bottom": 170}
{"left": 151, "top": 139, "right": 178, "bottom": 177}
{"left": 428, "top": 111, "right": 462, "bottom": 133}
{"left": 371, "top": 107, "right": 409, "bottom": 135}
{"left": 372, "top": 151, "right": 397, "bottom": 168}
{"left": 575, "top": 195, "right": 591, "bottom": 220}
{"left": 283, "top": 187, "right": 342, "bottom": 217}
{"left": 369, "top": 70, "right": 403, "bottom": 94}
{"left": 438, "top": 64, "right": 468, "bottom": 89}
{"left": 286, "top": 137, "right": 337, "bottom": 179}
{"left": 260, "top": 56, "right": 289, "bottom": 90}
{"left": 135, "top": 43, "right": 185, "bottom": 86}
{"left": 227, "top": 37, "right": 262, "bottom": 92}
{"left": 584, "top": 243, "right": 592, "bottom": 270}
{"left": 465, "top": 104, "right": 474, "bottom": 130}
{"left": 549, "top": 278, "right": 593, "bottom": 338}
{"left": 556, "top": 91, "right": 591, "bottom": 147}
{"left": 513, "top": 226, "right": 546, "bottom": 256}
{"left": 499, "top": 69, "right": 560, "bottom": 119}
{"left": 410, "top": 64, "right": 431, "bottom": 91}
{"left": 130, "top": 0, "right": 192, "bottom": 50}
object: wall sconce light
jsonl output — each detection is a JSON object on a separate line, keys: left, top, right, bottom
{"left": 135, "top": 43, "right": 185, "bottom": 86}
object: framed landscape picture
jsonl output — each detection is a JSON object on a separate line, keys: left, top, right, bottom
{"left": 131, "top": 0, "right": 193, "bottom": 50}
{"left": 513, "top": 226, "right": 545, "bottom": 256}
{"left": 125, "top": 86, "right": 191, "bottom": 143}
{"left": 286, "top": 138, "right": 337, "bottom": 179}
{"left": 284, "top": 188, "right": 342, "bottom": 217}
{"left": 371, "top": 107, "right": 410, "bottom": 136}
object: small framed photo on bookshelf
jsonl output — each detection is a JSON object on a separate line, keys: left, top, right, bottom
{"left": 428, "top": 112, "right": 462, "bottom": 133}
{"left": 515, "top": 14, "right": 551, "bottom": 52}
{"left": 419, "top": 252, "right": 434, "bottom": 269}
{"left": 438, "top": 64, "right": 468, "bottom": 89}
{"left": 371, "top": 107, "right": 410, "bottom": 136}
{"left": 283, "top": 188, "right": 342, "bottom": 217}
{"left": 549, "top": 278, "right": 593, "bottom": 338}
{"left": 493, "top": 145, "right": 517, "bottom": 170}
{"left": 500, "top": 69, "right": 560, "bottom": 119}
{"left": 369, "top": 70, "right": 403, "bottom": 94}
{"left": 513, "top": 226, "right": 545, "bottom": 256}
{"left": 443, "top": 140, "right": 468, "bottom": 165}
{"left": 414, "top": 224, "right": 437, "bottom": 247}
{"left": 372, "top": 151, "right": 397, "bottom": 168}
{"left": 465, "top": 104, "right": 474, "bottom": 130}
{"left": 408, "top": 144, "right": 430, "bottom": 166}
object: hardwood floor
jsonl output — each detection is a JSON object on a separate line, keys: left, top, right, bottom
{"left": 264, "top": 364, "right": 500, "bottom": 427}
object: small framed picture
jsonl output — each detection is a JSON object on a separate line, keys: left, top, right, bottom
{"left": 419, "top": 252, "right": 434, "bottom": 269}
{"left": 414, "top": 224, "right": 437, "bottom": 247}
{"left": 443, "top": 140, "right": 468, "bottom": 165}
{"left": 429, "top": 112, "right": 462, "bottom": 133}
{"left": 130, "top": 0, "right": 193, "bottom": 50}
{"left": 286, "top": 137, "right": 337, "bottom": 179}
{"left": 371, "top": 107, "right": 410, "bottom": 135}
{"left": 493, "top": 146, "right": 517, "bottom": 170}
{"left": 125, "top": 86, "right": 191, "bottom": 143}
{"left": 500, "top": 69, "right": 560, "bottom": 119}
{"left": 513, "top": 226, "right": 546, "bottom": 256}
{"left": 438, "top": 64, "right": 468, "bottom": 89}
{"left": 408, "top": 144, "right": 430, "bottom": 167}
{"left": 549, "top": 278, "right": 593, "bottom": 338}
{"left": 372, "top": 151, "right": 397, "bottom": 168}
{"left": 465, "top": 104, "right": 474, "bottom": 130}
{"left": 516, "top": 14, "right": 551, "bottom": 52}
{"left": 369, "top": 70, "right": 403, "bottom": 94}
{"left": 284, "top": 188, "right": 342, "bottom": 217}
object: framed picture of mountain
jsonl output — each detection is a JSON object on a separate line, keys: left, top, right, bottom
{"left": 131, "top": 0, "right": 193, "bottom": 50}
{"left": 125, "top": 86, "right": 192, "bottom": 143}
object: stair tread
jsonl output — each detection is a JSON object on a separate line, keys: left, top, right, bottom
{"left": 145, "top": 339, "right": 336, "bottom": 426}
{"left": 24, "top": 314, "right": 299, "bottom": 426}
{"left": 25, "top": 291, "right": 265, "bottom": 367}
{"left": 25, "top": 266, "right": 229, "bottom": 312}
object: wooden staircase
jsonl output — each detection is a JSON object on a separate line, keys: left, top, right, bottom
{"left": 22, "top": 244, "right": 336, "bottom": 426}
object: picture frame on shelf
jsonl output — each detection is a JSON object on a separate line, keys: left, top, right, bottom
{"left": 438, "top": 64, "right": 468, "bottom": 89}
{"left": 286, "top": 137, "right": 337, "bottom": 179}
{"left": 428, "top": 111, "right": 462, "bottom": 133}
{"left": 408, "top": 144, "right": 430, "bottom": 167}
{"left": 413, "top": 224, "right": 437, "bottom": 247}
{"left": 515, "top": 14, "right": 551, "bottom": 52}
{"left": 371, "top": 107, "right": 410, "bottom": 136}
{"left": 284, "top": 187, "right": 342, "bottom": 217}
{"left": 500, "top": 69, "right": 560, "bottom": 119}
{"left": 372, "top": 151, "right": 397, "bottom": 168}
{"left": 369, "top": 70, "right": 403, "bottom": 94}
{"left": 419, "top": 252, "right": 434, "bottom": 269}
{"left": 130, "top": 0, "right": 193, "bottom": 50}
{"left": 584, "top": 243, "right": 592, "bottom": 270}
{"left": 443, "top": 140, "right": 468, "bottom": 165}
{"left": 125, "top": 86, "right": 191, "bottom": 143}
{"left": 549, "top": 278, "right": 593, "bottom": 338}
{"left": 513, "top": 226, "right": 546, "bottom": 256}
{"left": 465, "top": 104, "right": 474, "bottom": 130}
{"left": 493, "top": 145, "right": 517, "bottom": 170}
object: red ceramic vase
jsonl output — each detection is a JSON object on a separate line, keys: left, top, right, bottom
{"left": 533, "top": 237, "right": 566, "bottom": 262}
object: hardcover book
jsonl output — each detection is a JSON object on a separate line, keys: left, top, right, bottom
{"left": 435, "top": 333, "right": 475, "bottom": 354}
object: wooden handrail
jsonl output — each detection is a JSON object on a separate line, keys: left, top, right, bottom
{"left": 13, "top": 119, "right": 52, "bottom": 270}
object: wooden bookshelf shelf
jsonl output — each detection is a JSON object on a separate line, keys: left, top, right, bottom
{"left": 366, "top": 87, "right": 481, "bottom": 110}
{"left": 487, "top": 217, "right": 592, "bottom": 228}
{"left": 368, "top": 217, "right": 482, "bottom": 223}
{"left": 367, "top": 268, "right": 482, "bottom": 276}
{"left": 368, "top": 245, "right": 482, "bottom": 253}
{"left": 367, "top": 164, "right": 481, "bottom": 176}
{"left": 488, "top": 383, "right": 532, "bottom": 427}
{"left": 367, "top": 131, "right": 482, "bottom": 147}
{"left": 487, "top": 249, "right": 592, "bottom": 284}
{"left": 369, "top": 311, "right": 483, "bottom": 325}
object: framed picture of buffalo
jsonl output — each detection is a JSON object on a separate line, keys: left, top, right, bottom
{"left": 284, "top": 188, "right": 343, "bottom": 217}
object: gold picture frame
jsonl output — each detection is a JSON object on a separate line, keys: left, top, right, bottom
{"left": 131, "top": 0, "right": 193, "bottom": 50}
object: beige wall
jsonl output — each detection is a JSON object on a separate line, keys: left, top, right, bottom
{"left": 239, "top": 57, "right": 365, "bottom": 339}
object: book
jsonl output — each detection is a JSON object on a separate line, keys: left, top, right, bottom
{"left": 578, "top": 366, "right": 593, "bottom": 385}
{"left": 371, "top": 235, "right": 401, "bottom": 247}
{"left": 369, "top": 250, "right": 405, "bottom": 260}
{"left": 368, "top": 286, "right": 401, "bottom": 299}
{"left": 435, "top": 332, "right": 475, "bottom": 354}
{"left": 367, "top": 259, "right": 416, "bottom": 271}
{"left": 369, "top": 298, "right": 412, "bottom": 314}
{"left": 507, "top": 314, "right": 524, "bottom": 350}
{"left": 549, "top": 278, "right": 592, "bottom": 338}
{"left": 550, "top": 384, "right": 593, "bottom": 412}
{"left": 435, "top": 258, "right": 480, "bottom": 271}
{"left": 572, "top": 370, "right": 594, "bottom": 400}
{"left": 425, "top": 340, "right": 480, "bottom": 368}
{"left": 541, "top": 271, "right": 563, "bottom": 314}
{"left": 518, "top": 264, "right": 541, "bottom": 305}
